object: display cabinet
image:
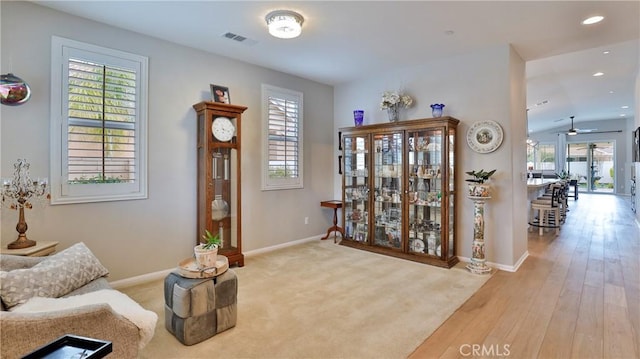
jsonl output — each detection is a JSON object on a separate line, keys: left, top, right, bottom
{"left": 340, "top": 117, "right": 459, "bottom": 268}
{"left": 193, "top": 101, "right": 247, "bottom": 266}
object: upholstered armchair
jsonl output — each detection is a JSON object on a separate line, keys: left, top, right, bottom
{"left": 0, "top": 243, "right": 155, "bottom": 359}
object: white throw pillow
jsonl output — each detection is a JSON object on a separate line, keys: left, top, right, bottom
{"left": 0, "top": 242, "right": 109, "bottom": 308}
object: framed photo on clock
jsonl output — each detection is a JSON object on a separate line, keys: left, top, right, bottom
{"left": 466, "top": 120, "right": 504, "bottom": 154}
{"left": 210, "top": 84, "right": 230, "bottom": 104}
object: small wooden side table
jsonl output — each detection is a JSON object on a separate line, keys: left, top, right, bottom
{"left": 0, "top": 240, "right": 59, "bottom": 257}
{"left": 320, "top": 200, "right": 344, "bottom": 242}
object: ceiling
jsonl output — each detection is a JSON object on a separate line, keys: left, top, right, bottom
{"left": 33, "top": 1, "right": 639, "bottom": 133}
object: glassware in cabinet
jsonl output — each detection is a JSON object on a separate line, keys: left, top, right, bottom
{"left": 407, "top": 128, "right": 444, "bottom": 257}
{"left": 447, "top": 127, "right": 456, "bottom": 258}
{"left": 372, "top": 132, "right": 403, "bottom": 250}
{"left": 339, "top": 117, "right": 459, "bottom": 268}
{"left": 343, "top": 135, "right": 369, "bottom": 243}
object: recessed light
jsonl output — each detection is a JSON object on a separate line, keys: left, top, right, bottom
{"left": 582, "top": 15, "right": 604, "bottom": 25}
{"left": 620, "top": 114, "right": 626, "bottom": 117}
{"left": 609, "top": 90, "right": 614, "bottom": 94}
{"left": 592, "top": 72, "right": 604, "bottom": 77}
{"left": 444, "top": 30, "right": 455, "bottom": 36}
{"left": 621, "top": 105, "right": 629, "bottom": 109}
{"left": 603, "top": 51, "right": 610, "bottom": 55}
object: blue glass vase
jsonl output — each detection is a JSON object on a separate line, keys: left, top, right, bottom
{"left": 353, "top": 110, "right": 364, "bottom": 127}
{"left": 430, "top": 103, "right": 445, "bottom": 118}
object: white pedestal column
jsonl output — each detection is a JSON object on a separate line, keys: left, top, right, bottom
{"left": 467, "top": 196, "right": 492, "bottom": 274}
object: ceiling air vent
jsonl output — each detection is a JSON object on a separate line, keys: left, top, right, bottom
{"left": 222, "top": 32, "right": 257, "bottom": 46}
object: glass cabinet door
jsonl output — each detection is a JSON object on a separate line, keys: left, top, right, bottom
{"left": 407, "top": 129, "right": 443, "bottom": 257}
{"left": 447, "top": 127, "right": 456, "bottom": 258}
{"left": 343, "top": 135, "right": 369, "bottom": 243}
{"left": 372, "top": 132, "right": 403, "bottom": 250}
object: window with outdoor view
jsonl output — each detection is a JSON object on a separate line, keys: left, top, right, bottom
{"left": 261, "top": 84, "right": 304, "bottom": 190}
{"left": 527, "top": 142, "right": 556, "bottom": 171}
{"left": 50, "top": 36, "right": 148, "bottom": 204}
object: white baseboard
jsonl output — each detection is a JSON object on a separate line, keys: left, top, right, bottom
{"left": 500, "top": 251, "right": 529, "bottom": 272}
{"left": 457, "top": 250, "right": 529, "bottom": 273}
{"left": 244, "top": 234, "right": 323, "bottom": 257}
{"left": 112, "top": 236, "right": 536, "bottom": 288}
{"left": 110, "top": 234, "right": 325, "bottom": 289}
{"left": 110, "top": 268, "right": 174, "bottom": 290}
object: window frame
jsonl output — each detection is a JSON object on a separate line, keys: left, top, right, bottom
{"left": 527, "top": 142, "right": 556, "bottom": 171}
{"left": 50, "top": 36, "right": 148, "bottom": 204}
{"left": 261, "top": 84, "right": 304, "bottom": 191}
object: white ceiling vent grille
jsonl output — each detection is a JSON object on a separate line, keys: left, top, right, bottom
{"left": 222, "top": 32, "right": 257, "bottom": 46}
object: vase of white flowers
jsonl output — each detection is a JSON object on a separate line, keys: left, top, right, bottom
{"left": 380, "top": 91, "right": 413, "bottom": 122}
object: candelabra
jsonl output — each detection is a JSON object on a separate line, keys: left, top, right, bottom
{"left": 1, "top": 159, "right": 49, "bottom": 249}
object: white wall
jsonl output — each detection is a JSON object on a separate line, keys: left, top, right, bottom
{"left": 0, "top": 2, "right": 335, "bottom": 280}
{"left": 333, "top": 44, "right": 528, "bottom": 269}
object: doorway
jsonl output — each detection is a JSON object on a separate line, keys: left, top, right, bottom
{"left": 566, "top": 141, "right": 615, "bottom": 194}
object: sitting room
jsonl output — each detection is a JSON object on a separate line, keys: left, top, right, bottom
{"left": 1, "top": 1, "right": 639, "bottom": 358}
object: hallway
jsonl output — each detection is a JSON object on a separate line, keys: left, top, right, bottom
{"left": 410, "top": 193, "right": 639, "bottom": 358}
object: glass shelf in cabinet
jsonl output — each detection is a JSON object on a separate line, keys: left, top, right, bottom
{"left": 375, "top": 222, "right": 401, "bottom": 230}
{"left": 409, "top": 200, "right": 440, "bottom": 207}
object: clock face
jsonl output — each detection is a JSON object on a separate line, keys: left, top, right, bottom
{"left": 211, "top": 117, "right": 235, "bottom": 142}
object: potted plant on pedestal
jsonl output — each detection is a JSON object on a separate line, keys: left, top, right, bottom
{"left": 194, "top": 230, "right": 221, "bottom": 269}
{"left": 465, "top": 169, "right": 496, "bottom": 198}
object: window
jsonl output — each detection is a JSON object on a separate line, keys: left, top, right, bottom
{"left": 527, "top": 142, "right": 555, "bottom": 171}
{"left": 261, "top": 84, "right": 303, "bottom": 190}
{"left": 50, "top": 36, "right": 148, "bottom": 204}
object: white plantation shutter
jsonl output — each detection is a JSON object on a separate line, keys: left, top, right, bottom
{"left": 67, "top": 59, "right": 137, "bottom": 183}
{"left": 50, "top": 36, "right": 148, "bottom": 204}
{"left": 268, "top": 96, "right": 299, "bottom": 178}
{"left": 262, "top": 85, "right": 304, "bottom": 190}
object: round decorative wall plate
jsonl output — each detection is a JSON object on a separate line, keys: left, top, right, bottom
{"left": 466, "top": 120, "right": 504, "bottom": 153}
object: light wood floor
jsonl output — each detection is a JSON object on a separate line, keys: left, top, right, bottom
{"left": 409, "top": 193, "right": 640, "bottom": 359}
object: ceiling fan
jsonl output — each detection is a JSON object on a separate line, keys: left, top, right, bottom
{"left": 557, "top": 116, "right": 622, "bottom": 136}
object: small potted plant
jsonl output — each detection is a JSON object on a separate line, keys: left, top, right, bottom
{"left": 465, "top": 169, "right": 496, "bottom": 197}
{"left": 194, "top": 229, "right": 221, "bottom": 269}
{"left": 555, "top": 170, "right": 569, "bottom": 180}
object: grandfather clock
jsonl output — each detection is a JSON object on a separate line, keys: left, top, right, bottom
{"left": 193, "top": 101, "right": 247, "bottom": 266}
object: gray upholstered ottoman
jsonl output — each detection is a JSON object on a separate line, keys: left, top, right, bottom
{"left": 164, "top": 269, "right": 237, "bottom": 345}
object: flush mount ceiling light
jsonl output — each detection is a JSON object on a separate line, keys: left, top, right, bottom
{"left": 582, "top": 15, "right": 604, "bottom": 25}
{"left": 266, "top": 10, "right": 304, "bottom": 39}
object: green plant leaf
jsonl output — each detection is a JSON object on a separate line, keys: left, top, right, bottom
{"left": 201, "top": 229, "right": 221, "bottom": 249}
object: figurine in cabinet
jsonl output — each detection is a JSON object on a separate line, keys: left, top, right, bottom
{"left": 340, "top": 117, "right": 459, "bottom": 268}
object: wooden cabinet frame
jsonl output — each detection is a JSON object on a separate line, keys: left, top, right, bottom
{"left": 340, "top": 117, "right": 459, "bottom": 268}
